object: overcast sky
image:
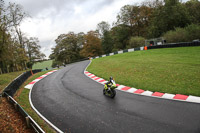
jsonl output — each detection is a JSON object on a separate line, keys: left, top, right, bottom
{"left": 6, "top": 0, "right": 188, "bottom": 58}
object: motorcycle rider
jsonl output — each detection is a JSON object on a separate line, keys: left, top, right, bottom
{"left": 103, "top": 76, "right": 117, "bottom": 98}
{"left": 105, "top": 76, "right": 115, "bottom": 91}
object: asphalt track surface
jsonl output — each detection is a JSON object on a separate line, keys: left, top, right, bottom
{"left": 31, "top": 60, "right": 200, "bottom": 133}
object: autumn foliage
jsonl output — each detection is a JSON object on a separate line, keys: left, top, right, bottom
{"left": 0, "top": 98, "right": 34, "bottom": 133}
{"left": 51, "top": 0, "right": 200, "bottom": 65}
{"left": 80, "top": 31, "right": 103, "bottom": 57}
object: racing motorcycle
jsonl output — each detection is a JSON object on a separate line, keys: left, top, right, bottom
{"left": 103, "top": 77, "right": 117, "bottom": 98}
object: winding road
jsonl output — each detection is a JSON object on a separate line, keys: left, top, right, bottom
{"left": 31, "top": 60, "right": 200, "bottom": 133}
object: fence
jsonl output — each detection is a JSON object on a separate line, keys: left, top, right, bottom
{"left": 1, "top": 69, "right": 44, "bottom": 133}
{"left": 147, "top": 41, "right": 200, "bottom": 49}
{"left": 3, "top": 69, "right": 41, "bottom": 97}
{"left": 91, "top": 41, "right": 200, "bottom": 59}
{"left": 91, "top": 46, "right": 143, "bottom": 59}
{"left": 4, "top": 92, "right": 45, "bottom": 133}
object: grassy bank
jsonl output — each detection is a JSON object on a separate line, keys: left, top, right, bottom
{"left": 32, "top": 60, "right": 53, "bottom": 70}
{"left": 87, "top": 46, "right": 200, "bottom": 96}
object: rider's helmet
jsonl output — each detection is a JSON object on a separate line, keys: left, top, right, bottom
{"left": 110, "top": 76, "right": 113, "bottom": 82}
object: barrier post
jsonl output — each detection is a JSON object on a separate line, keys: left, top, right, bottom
{"left": 0, "top": 93, "right": 2, "bottom": 103}
{"left": 31, "top": 69, "right": 33, "bottom": 75}
{"left": 7, "top": 96, "right": 10, "bottom": 101}
{"left": 14, "top": 103, "right": 18, "bottom": 110}
{"left": 26, "top": 117, "right": 30, "bottom": 128}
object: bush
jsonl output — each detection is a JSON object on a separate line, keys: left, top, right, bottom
{"left": 163, "top": 24, "right": 200, "bottom": 43}
{"left": 163, "top": 28, "right": 188, "bottom": 43}
{"left": 185, "top": 24, "right": 200, "bottom": 41}
{"left": 127, "top": 36, "right": 145, "bottom": 49}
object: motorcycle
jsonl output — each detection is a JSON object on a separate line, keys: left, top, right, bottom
{"left": 103, "top": 78, "right": 117, "bottom": 98}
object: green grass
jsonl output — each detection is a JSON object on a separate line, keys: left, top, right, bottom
{"left": 87, "top": 46, "right": 200, "bottom": 96}
{"left": 16, "top": 70, "right": 56, "bottom": 133}
{"left": 32, "top": 60, "right": 53, "bottom": 70}
{"left": 0, "top": 71, "right": 26, "bottom": 92}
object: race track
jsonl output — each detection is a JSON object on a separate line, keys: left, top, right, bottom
{"left": 31, "top": 60, "right": 200, "bottom": 133}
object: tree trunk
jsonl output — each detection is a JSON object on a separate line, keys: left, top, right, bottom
{"left": 7, "top": 65, "right": 9, "bottom": 73}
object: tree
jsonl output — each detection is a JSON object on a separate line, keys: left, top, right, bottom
{"left": 184, "top": 0, "right": 200, "bottom": 24}
{"left": 5, "top": 2, "right": 29, "bottom": 70}
{"left": 96, "top": 21, "right": 113, "bottom": 54}
{"left": 0, "top": 1, "right": 43, "bottom": 73}
{"left": 26, "top": 37, "right": 46, "bottom": 64}
{"left": 110, "top": 24, "right": 131, "bottom": 50}
{"left": 116, "top": 5, "right": 136, "bottom": 36}
{"left": 52, "top": 32, "right": 83, "bottom": 64}
{"left": 148, "top": 0, "right": 191, "bottom": 38}
{"left": 80, "top": 31, "right": 103, "bottom": 57}
{"left": 101, "top": 31, "right": 113, "bottom": 54}
{"left": 97, "top": 21, "right": 110, "bottom": 38}
{"left": 116, "top": 4, "right": 153, "bottom": 37}
{"left": 6, "top": 2, "right": 28, "bottom": 48}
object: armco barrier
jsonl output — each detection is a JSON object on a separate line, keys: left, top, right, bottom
{"left": 2, "top": 69, "right": 44, "bottom": 133}
{"left": 3, "top": 69, "right": 41, "bottom": 97}
{"left": 134, "top": 47, "right": 140, "bottom": 51}
{"left": 91, "top": 41, "right": 200, "bottom": 60}
{"left": 4, "top": 92, "right": 45, "bottom": 133}
{"left": 147, "top": 41, "right": 200, "bottom": 49}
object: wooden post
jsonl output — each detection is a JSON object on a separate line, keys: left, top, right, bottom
{"left": 14, "top": 103, "right": 18, "bottom": 110}
{"left": 31, "top": 69, "right": 33, "bottom": 75}
{"left": 7, "top": 96, "right": 10, "bottom": 101}
{"left": 26, "top": 117, "right": 30, "bottom": 128}
{"left": 0, "top": 94, "right": 2, "bottom": 104}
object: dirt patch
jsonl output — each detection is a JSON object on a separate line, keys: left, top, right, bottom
{"left": 0, "top": 97, "right": 34, "bottom": 133}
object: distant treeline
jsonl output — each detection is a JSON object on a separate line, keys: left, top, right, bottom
{"left": 50, "top": 0, "right": 200, "bottom": 66}
{"left": 0, "top": 1, "right": 45, "bottom": 74}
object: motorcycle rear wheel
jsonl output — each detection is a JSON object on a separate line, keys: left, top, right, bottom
{"left": 110, "top": 89, "right": 116, "bottom": 98}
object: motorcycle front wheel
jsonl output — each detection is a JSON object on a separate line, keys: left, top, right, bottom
{"left": 103, "top": 89, "right": 106, "bottom": 95}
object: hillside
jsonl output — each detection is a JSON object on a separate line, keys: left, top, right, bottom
{"left": 87, "top": 46, "right": 200, "bottom": 96}
{"left": 32, "top": 60, "right": 53, "bottom": 70}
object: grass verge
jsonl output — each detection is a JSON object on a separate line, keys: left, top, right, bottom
{"left": 15, "top": 70, "right": 56, "bottom": 133}
{"left": 87, "top": 46, "right": 200, "bottom": 97}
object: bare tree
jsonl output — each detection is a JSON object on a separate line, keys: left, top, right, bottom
{"left": 6, "top": 2, "right": 28, "bottom": 48}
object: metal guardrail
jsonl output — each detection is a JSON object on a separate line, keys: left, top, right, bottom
{"left": 147, "top": 41, "right": 200, "bottom": 49}
{"left": 0, "top": 93, "right": 2, "bottom": 103}
{"left": 1, "top": 69, "right": 45, "bottom": 133}
{"left": 4, "top": 92, "right": 45, "bottom": 133}
{"left": 91, "top": 41, "right": 200, "bottom": 59}
{"left": 3, "top": 69, "right": 42, "bottom": 97}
